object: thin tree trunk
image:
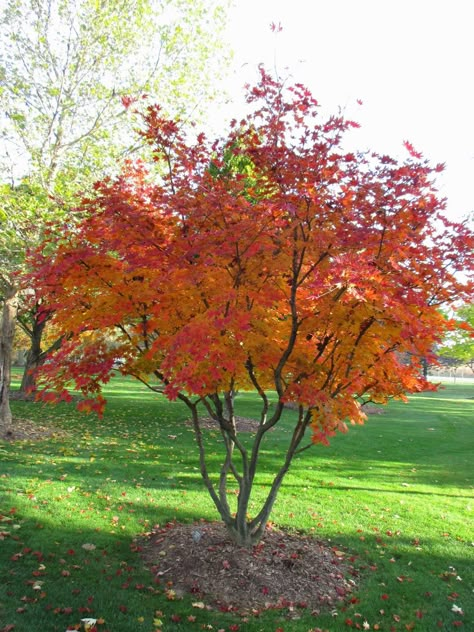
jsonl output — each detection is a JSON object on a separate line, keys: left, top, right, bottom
{"left": 197, "top": 390, "right": 312, "bottom": 547}
{"left": 19, "top": 316, "right": 46, "bottom": 396}
{"left": 18, "top": 311, "right": 63, "bottom": 397}
{"left": 0, "top": 286, "right": 19, "bottom": 436}
{"left": 421, "top": 356, "right": 428, "bottom": 378}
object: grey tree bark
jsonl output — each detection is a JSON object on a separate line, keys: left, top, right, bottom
{"left": 0, "top": 286, "right": 18, "bottom": 435}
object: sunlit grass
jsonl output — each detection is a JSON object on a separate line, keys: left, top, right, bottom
{"left": 1, "top": 375, "right": 473, "bottom": 631}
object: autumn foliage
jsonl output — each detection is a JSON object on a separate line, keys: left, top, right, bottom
{"left": 28, "top": 70, "right": 474, "bottom": 544}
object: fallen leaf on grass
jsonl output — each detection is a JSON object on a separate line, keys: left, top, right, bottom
{"left": 81, "top": 543, "right": 96, "bottom": 551}
{"left": 451, "top": 605, "right": 464, "bottom": 615}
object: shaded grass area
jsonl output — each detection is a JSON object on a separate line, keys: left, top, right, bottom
{"left": 1, "top": 374, "right": 473, "bottom": 631}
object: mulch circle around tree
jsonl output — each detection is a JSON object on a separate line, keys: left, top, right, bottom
{"left": 0, "top": 417, "right": 68, "bottom": 442}
{"left": 146, "top": 411, "right": 369, "bottom": 618}
{"left": 140, "top": 521, "right": 359, "bottom": 619}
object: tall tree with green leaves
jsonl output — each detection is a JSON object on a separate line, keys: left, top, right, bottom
{"left": 1, "top": 0, "right": 230, "bottom": 187}
{"left": 438, "top": 303, "right": 474, "bottom": 372}
{"left": 0, "top": 0, "right": 231, "bottom": 431}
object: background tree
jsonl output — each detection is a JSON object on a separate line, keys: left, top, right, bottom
{"left": 438, "top": 303, "right": 474, "bottom": 373}
{"left": 0, "top": 182, "right": 51, "bottom": 431}
{"left": 0, "top": 0, "right": 231, "bottom": 425}
{"left": 28, "top": 71, "right": 474, "bottom": 545}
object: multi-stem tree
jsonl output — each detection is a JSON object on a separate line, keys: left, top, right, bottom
{"left": 29, "top": 71, "right": 474, "bottom": 545}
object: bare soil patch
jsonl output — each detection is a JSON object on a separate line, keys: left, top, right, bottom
{"left": 140, "top": 521, "right": 359, "bottom": 618}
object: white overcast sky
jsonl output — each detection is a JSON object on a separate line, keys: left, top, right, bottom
{"left": 217, "top": 0, "right": 473, "bottom": 222}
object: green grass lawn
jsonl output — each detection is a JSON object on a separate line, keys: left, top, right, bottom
{"left": 1, "top": 375, "right": 473, "bottom": 631}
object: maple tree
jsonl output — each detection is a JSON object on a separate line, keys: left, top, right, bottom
{"left": 28, "top": 70, "right": 474, "bottom": 545}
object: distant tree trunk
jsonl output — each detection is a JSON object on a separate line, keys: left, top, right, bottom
{"left": 18, "top": 313, "right": 63, "bottom": 397}
{"left": 0, "top": 286, "right": 19, "bottom": 436}
{"left": 421, "top": 357, "right": 428, "bottom": 378}
{"left": 19, "top": 316, "right": 46, "bottom": 396}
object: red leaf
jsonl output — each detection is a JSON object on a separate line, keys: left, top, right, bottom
{"left": 120, "top": 95, "right": 137, "bottom": 110}
{"left": 403, "top": 140, "right": 423, "bottom": 159}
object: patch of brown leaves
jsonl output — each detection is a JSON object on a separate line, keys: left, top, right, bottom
{"left": 193, "top": 404, "right": 384, "bottom": 435}
{"left": 141, "top": 521, "right": 359, "bottom": 617}
{"left": 189, "top": 416, "right": 265, "bottom": 433}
